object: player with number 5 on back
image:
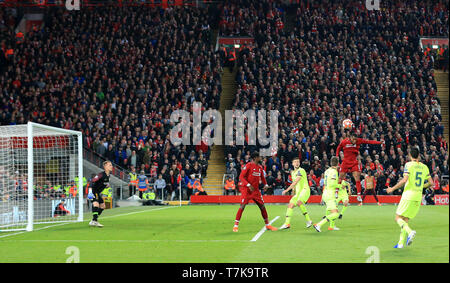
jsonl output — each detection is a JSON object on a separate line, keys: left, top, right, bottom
{"left": 88, "top": 160, "right": 113, "bottom": 227}
{"left": 386, "top": 147, "right": 434, "bottom": 249}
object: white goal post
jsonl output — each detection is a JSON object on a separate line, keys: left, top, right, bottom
{"left": 0, "top": 122, "right": 83, "bottom": 232}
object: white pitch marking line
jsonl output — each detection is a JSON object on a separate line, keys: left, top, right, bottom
{"left": 251, "top": 216, "right": 279, "bottom": 242}
{"left": 0, "top": 223, "right": 70, "bottom": 239}
{"left": 2, "top": 239, "right": 249, "bottom": 243}
{"left": 0, "top": 206, "right": 176, "bottom": 239}
{"left": 101, "top": 205, "right": 176, "bottom": 219}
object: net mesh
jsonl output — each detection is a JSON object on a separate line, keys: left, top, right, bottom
{"left": 0, "top": 124, "right": 82, "bottom": 231}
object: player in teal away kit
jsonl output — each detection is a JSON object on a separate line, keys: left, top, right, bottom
{"left": 279, "top": 157, "right": 313, "bottom": 229}
{"left": 387, "top": 147, "right": 434, "bottom": 248}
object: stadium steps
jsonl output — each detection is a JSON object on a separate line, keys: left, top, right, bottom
{"left": 284, "top": 3, "right": 297, "bottom": 33}
{"left": 202, "top": 68, "right": 238, "bottom": 196}
{"left": 211, "top": 29, "right": 219, "bottom": 49}
{"left": 435, "top": 70, "right": 449, "bottom": 143}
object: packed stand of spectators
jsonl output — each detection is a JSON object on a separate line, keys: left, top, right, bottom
{"left": 218, "top": 0, "right": 288, "bottom": 38}
{"left": 0, "top": 171, "right": 70, "bottom": 202}
{"left": 225, "top": 0, "right": 449, "bottom": 196}
{"left": 0, "top": 5, "right": 18, "bottom": 72}
{"left": 0, "top": 5, "right": 223, "bottom": 199}
{"left": 424, "top": 43, "right": 449, "bottom": 72}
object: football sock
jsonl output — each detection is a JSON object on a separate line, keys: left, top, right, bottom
{"left": 317, "top": 217, "right": 327, "bottom": 227}
{"left": 373, "top": 192, "right": 379, "bottom": 202}
{"left": 396, "top": 218, "right": 412, "bottom": 234}
{"left": 341, "top": 205, "right": 348, "bottom": 215}
{"left": 327, "top": 211, "right": 335, "bottom": 228}
{"left": 329, "top": 220, "right": 335, "bottom": 228}
{"left": 356, "top": 181, "right": 362, "bottom": 195}
{"left": 235, "top": 207, "right": 245, "bottom": 226}
{"left": 317, "top": 210, "right": 329, "bottom": 227}
{"left": 398, "top": 228, "right": 408, "bottom": 246}
{"left": 259, "top": 206, "right": 269, "bottom": 225}
{"left": 317, "top": 212, "right": 339, "bottom": 227}
{"left": 98, "top": 208, "right": 104, "bottom": 216}
{"left": 285, "top": 207, "right": 293, "bottom": 225}
{"left": 92, "top": 207, "right": 99, "bottom": 221}
{"left": 299, "top": 204, "right": 311, "bottom": 222}
{"left": 320, "top": 212, "right": 339, "bottom": 227}
{"left": 326, "top": 210, "right": 335, "bottom": 228}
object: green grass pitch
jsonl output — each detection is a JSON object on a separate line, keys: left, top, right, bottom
{"left": 0, "top": 204, "right": 448, "bottom": 263}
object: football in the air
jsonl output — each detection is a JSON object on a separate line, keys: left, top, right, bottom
{"left": 342, "top": 119, "right": 353, "bottom": 129}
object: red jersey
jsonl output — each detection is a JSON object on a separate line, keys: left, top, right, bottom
{"left": 336, "top": 138, "right": 382, "bottom": 162}
{"left": 238, "top": 161, "right": 267, "bottom": 190}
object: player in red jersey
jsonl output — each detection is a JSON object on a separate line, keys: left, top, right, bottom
{"left": 336, "top": 131, "right": 383, "bottom": 201}
{"left": 233, "top": 152, "right": 278, "bottom": 232}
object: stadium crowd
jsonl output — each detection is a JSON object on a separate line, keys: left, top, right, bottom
{"left": 224, "top": 0, "right": 449, "bottom": 196}
{"left": 0, "top": 5, "right": 223, "bottom": 199}
{"left": 218, "top": 0, "right": 288, "bottom": 38}
{"left": 0, "top": 0, "right": 449, "bottom": 200}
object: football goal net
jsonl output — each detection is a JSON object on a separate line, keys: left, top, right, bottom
{"left": 0, "top": 122, "right": 83, "bottom": 232}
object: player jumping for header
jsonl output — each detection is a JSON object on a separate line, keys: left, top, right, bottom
{"left": 336, "top": 131, "right": 383, "bottom": 202}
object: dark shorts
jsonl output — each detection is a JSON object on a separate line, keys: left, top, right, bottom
{"left": 93, "top": 192, "right": 104, "bottom": 204}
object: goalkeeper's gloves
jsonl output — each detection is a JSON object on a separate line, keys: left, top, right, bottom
{"left": 87, "top": 189, "right": 94, "bottom": 200}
